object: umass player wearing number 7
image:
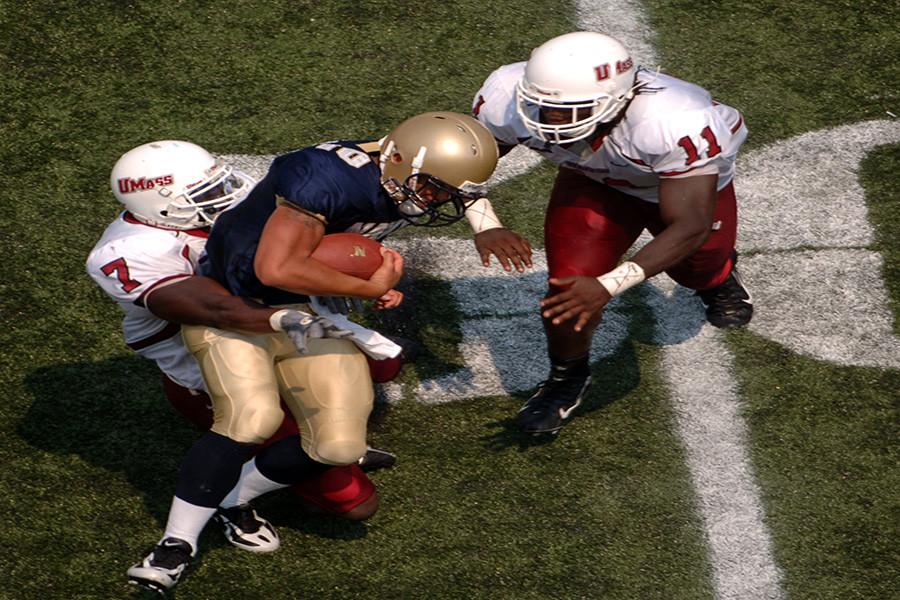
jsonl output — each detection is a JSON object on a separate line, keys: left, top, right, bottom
{"left": 470, "top": 31, "right": 754, "bottom": 435}
{"left": 86, "top": 140, "right": 414, "bottom": 594}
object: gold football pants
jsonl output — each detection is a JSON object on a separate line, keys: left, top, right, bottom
{"left": 182, "top": 324, "right": 373, "bottom": 466}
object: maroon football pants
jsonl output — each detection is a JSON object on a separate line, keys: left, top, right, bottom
{"left": 544, "top": 167, "right": 737, "bottom": 290}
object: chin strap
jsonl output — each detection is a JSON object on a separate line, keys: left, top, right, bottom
{"left": 378, "top": 139, "right": 394, "bottom": 173}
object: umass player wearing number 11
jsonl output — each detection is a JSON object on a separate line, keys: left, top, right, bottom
{"left": 470, "top": 31, "right": 755, "bottom": 435}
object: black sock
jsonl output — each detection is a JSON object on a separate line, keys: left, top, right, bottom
{"left": 175, "top": 431, "right": 258, "bottom": 508}
{"left": 550, "top": 354, "right": 590, "bottom": 378}
{"left": 254, "top": 435, "right": 331, "bottom": 485}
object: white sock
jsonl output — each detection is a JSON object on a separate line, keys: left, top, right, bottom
{"left": 161, "top": 496, "right": 217, "bottom": 554}
{"left": 219, "top": 458, "right": 290, "bottom": 508}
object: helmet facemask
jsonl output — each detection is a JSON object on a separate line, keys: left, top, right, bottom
{"left": 163, "top": 164, "right": 250, "bottom": 228}
{"left": 515, "top": 78, "right": 640, "bottom": 144}
{"left": 384, "top": 172, "right": 486, "bottom": 227}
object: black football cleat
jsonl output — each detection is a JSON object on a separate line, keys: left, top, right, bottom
{"left": 517, "top": 370, "right": 592, "bottom": 434}
{"left": 127, "top": 537, "right": 194, "bottom": 595}
{"left": 215, "top": 504, "right": 280, "bottom": 553}
{"left": 697, "top": 256, "right": 754, "bottom": 328}
{"left": 358, "top": 446, "right": 397, "bottom": 472}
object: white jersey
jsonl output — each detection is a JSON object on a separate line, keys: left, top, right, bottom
{"left": 86, "top": 212, "right": 208, "bottom": 391}
{"left": 473, "top": 62, "right": 748, "bottom": 203}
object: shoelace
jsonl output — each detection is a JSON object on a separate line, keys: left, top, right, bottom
{"left": 151, "top": 542, "right": 191, "bottom": 569}
{"left": 225, "top": 506, "right": 262, "bottom": 533}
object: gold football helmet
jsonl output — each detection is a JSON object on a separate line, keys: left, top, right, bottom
{"left": 379, "top": 112, "right": 499, "bottom": 226}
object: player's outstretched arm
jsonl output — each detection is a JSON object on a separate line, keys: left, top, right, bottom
{"left": 465, "top": 196, "right": 533, "bottom": 272}
{"left": 146, "top": 275, "right": 352, "bottom": 354}
{"left": 542, "top": 175, "right": 718, "bottom": 332}
{"left": 474, "top": 227, "right": 533, "bottom": 272}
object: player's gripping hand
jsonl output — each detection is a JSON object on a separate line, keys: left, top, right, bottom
{"left": 271, "top": 310, "right": 353, "bottom": 354}
{"left": 474, "top": 228, "right": 533, "bottom": 273}
{"left": 374, "top": 289, "right": 404, "bottom": 310}
{"left": 366, "top": 247, "right": 404, "bottom": 297}
{"left": 541, "top": 276, "right": 611, "bottom": 332}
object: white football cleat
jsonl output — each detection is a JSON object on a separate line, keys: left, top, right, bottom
{"left": 215, "top": 504, "right": 280, "bottom": 552}
{"left": 127, "top": 537, "right": 194, "bottom": 595}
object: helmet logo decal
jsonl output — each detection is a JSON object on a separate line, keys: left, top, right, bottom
{"left": 616, "top": 57, "right": 634, "bottom": 74}
{"left": 594, "top": 63, "right": 611, "bottom": 81}
{"left": 116, "top": 174, "right": 174, "bottom": 194}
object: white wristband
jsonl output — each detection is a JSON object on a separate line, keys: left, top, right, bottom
{"left": 597, "top": 261, "right": 646, "bottom": 297}
{"left": 269, "top": 309, "right": 291, "bottom": 331}
{"left": 465, "top": 197, "right": 504, "bottom": 234}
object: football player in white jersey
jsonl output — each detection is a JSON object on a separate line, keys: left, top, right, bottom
{"left": 87, "top": 141, "right": 396, "bottom": 594}
{"left": 471, "top": 32, "right": 754, "bottom": 435}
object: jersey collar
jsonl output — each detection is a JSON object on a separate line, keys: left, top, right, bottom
{"left": 122, "top": 211, "right": 210, "bottom": 238}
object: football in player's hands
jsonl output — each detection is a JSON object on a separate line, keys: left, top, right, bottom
{"left": 311, "top": 233, "right": 384, "bottom": 279}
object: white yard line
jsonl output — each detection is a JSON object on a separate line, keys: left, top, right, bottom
{"left": 647, "top": 275, "right": 785, "bottom": 599}
{"left": 661, "top": 324, "right": 785, "bottom": 600}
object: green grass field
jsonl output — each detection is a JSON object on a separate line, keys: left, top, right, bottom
{"left": 2, "top": 1, "right": 898, "bottom": 599}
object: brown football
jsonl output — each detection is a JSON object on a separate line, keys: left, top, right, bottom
{"left": 310, "top": 233, "right": 384, "bottom": 279}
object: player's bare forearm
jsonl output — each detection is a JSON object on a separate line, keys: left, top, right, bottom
{"left": 629, "top": 222, "right": 710, "bottom": 277}
{"left": 146, "top": 276, "right": 277, "bottom": 333}
{"left": 631, "top": 174, "right": 717, "bottom": 276}
{"left": 255, "top": 205, "right": 392, "bottom": 298}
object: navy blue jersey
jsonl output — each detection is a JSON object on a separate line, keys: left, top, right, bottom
{"left": 201, "top": 141, "right": 402, "bottom": 305}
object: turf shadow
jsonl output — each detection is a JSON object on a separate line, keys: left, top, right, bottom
{"left": 20, "top": 356, "right": 198, "bottom": 524}
{"left": 477, "top": 339, "right": 643, "bottom": 451}
{"left": 19, "top": 356, "right": 368, "bottom": 541}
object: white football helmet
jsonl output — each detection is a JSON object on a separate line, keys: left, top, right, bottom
{"left": 110, "top": 140, "right": 254, "bottom": 229}
{"left": 379, "top": 112, "right": 498, "bottom": 226}
{"left": 516, "top": 32, "right": 642, "bottom": 143}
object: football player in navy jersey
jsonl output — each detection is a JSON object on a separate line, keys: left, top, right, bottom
{"left": 129, "top": 112, "right": 500, "bottom": 594}
{"left": 90, "top": 141, "right": 402, "bottom": 594}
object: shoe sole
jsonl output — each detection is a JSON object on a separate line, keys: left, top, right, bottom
{"left": 128, "top": 577, "right": 170, "bottom": 596}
